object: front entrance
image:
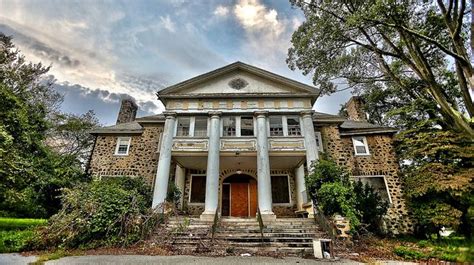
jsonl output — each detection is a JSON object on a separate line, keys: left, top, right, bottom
{"left": 222, "top": 174, "right": 257, "bottom": 217}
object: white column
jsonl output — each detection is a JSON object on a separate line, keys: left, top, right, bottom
{"left": 255, "top": 111, "right": 275, "bottom": 220}
{"left": 152, "top": 112, "right": 176, "bottom": 210}
{"left": 174, "top": 164, "right": 186, "bottom": 210}
{"left": 295, "top": 163, "right": 306, "bottom": 211}
{"left": 201, "top": 111, "right": 221, "bottom": 220}
{"left": 301, "top": 110, "right": 319, "bottom": 171}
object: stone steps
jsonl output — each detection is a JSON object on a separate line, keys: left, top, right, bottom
{"left": 160, "top": 217, "right": 328, "bottom": 256}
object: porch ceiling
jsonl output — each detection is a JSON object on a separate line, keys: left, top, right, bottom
{"left": 173, "top": 155, "right": 305, "bottom": 171}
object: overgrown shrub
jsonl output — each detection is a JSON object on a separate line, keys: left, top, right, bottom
{"left": 166, "top": 181, "right": 182, "bottom": 207}
{"left": 353, "top": 181, "right": 389, "bottom": 233}
{"left": 318, "top": 182, "right": 360, "bottom": 229}
{"left": 306, "top": 156, "right": 388, "bottom": 234}
{"left": 30, "top": 177, "right": 163, "bottom": 250}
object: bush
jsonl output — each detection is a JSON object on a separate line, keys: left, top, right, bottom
{"left": 0, "top": 230, "right": 34, "bottom": 253}
{"left": 318, "top": 182, "right": 360, "bottom": 230}
{"left": 306, "top": 156, "right": 388, "bottom": 234}
{"left": 30, "top": 177, "right": 163, "bottom": 250}
{"left": 353, "top": 181, "right": 389, "bottom": 233}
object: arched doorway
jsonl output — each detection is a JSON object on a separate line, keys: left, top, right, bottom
{"left": 222, "top": 174, "right": 258, "bottom": 217}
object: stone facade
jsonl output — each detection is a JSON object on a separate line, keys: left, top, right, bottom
{"left": 89, "top": 123, "right": 163, "bottom": 185}
{"left": 319, "top": 124, "right": 413, "bottom": 234}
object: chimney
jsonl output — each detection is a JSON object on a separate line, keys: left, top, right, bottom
{"left": 346, "top": 96, "right": 367, "bottom": 121}
{"left": 116, "top": 98, "right": 138, "bottom": 124}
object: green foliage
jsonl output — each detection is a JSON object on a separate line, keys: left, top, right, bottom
{"left": 353, "top": 181, "right": 389, "bottom": 233}
{"left": 307, "top": 156, "right": 387, "bottom": 234}
{"left": 394, "top": 246, "right": 428, "bottom": 260}
{"left": 0, "top": 218, "right": 47, "bottom": 231}
{"left": 0, "top": 230, "right": 34, "bottom": 253}
{"left": 0, "top": 34, "right": 98, "bottom": 218}
{"left": 318, "top": 182, "right": 360, "bottom": 230}
{"left": 305, "top": 154, "right": 349, "bottom": 199}
{"left": 30, "top": 177, "right": 162, "bottom": 250}
{"left": 166, "top": 181, "right": 182, "bottom": 206}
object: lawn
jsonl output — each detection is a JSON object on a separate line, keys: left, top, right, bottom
{"left": 0, "top": 217, "right": 47, "bottom": 253}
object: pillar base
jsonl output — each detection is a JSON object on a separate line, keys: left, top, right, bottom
{"left": 259, "top": 212, "right": 276, "bottom": 222}
{"left": 200, "top": 212, "right": 218, "bottom": 221}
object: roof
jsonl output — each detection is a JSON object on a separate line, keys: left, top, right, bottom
{"left": 134, "top": 114, "right": 165, "bottom": 123}
{"left": 157, "top": 61, "right": 320, "bottom": 104}
{"left": 313, "top": 111, "right": 397, "bottom": 135}
{"left": 339, "top": 120, "right": 397, "bottom": 135}
{"left": 89, "top": 121, "right": 144, "bottom": 135}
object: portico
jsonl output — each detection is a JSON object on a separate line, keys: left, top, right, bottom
{"left": 151, "top": 62, "right": 320, "bottom": 219}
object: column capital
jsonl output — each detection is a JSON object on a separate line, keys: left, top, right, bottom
{"left": 300, "top": 110, "right": 314, "bottom": 118}
{"left": 254, "top": 111, "right": 269, "bottom": 118}
{"left": 163, "top": 111, "right": 177, "bottom": 119}
{"left": 208, "top": 111, "right": 222, "bottom": 118}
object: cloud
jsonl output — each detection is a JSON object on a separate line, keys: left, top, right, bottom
{"left": 214, "top": 5, "right": 230, "bottom": 17}
{"left": 160, "top": 15, "right": 176, "bottom": 33}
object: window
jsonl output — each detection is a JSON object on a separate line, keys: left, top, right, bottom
{"left": 190, "top": 175, "right": 206, "bottom": 203}
{"left": 115, "top": 137, "right": 131, "bottom": 155}
{"left": 315, "top": 131, "right": 324, "bottom": 152}
{"left": 223, "top": 116, "right": 237, "bottom": 136}
{"left": 352, "top": 136, "right": 370, "bottom": 155}
{"left": 194, "top": 117, "right": 208, "bottom": 137}
{"left": 240, "top": 116, "right": 254, "bottom": 136}
{"left": 176, "top": 117, "right": 190, "bottom": 136}
{"left": 352, "top": 176, "right": 392, "bottom": 203}
{"left": 271, "top": 175, "right": 290, "bottom": 204}
{"left": 287, "top": 116, "right": 301, "bottom": 136}
{"left": 269, "top": 116, "right": 283, "bottom": 136}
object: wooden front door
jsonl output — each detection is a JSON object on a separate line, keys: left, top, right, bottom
{"left": 230, "top": 183, "right": 249, "bottom": 217}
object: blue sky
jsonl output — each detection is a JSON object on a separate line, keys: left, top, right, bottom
{"left": 1, "top": 0, "right": 351, "bottom": 125}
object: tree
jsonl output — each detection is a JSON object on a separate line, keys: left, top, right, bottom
{"left": 287, "top": 0, "right": 473, "bottom": 137}
{"left": 288, "top": 0, "right": 474, "bottom": 237}
{"left": 0, "top": 33, "right": 98, "bottom": 217}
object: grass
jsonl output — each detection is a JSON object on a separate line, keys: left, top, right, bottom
{"left": 393, "top": 236, "right": 474, "bottom": 263}
{"left": 0, "top": 217, "right": 47, "bottom": 253}
{"left": 0, "top": 217, "right": 47, "bottom": 230}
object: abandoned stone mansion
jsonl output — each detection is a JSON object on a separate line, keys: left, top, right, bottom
{"left": 89, "top": 62, "right": 412, "bottom": 234}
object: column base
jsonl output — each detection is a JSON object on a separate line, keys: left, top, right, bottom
{"left": 259, "top": 212, "right": 276, "bottom": 222}
{"left": 200, "top": 211, "right": 219, "bottom": 221}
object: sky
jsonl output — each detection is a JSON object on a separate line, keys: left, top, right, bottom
{"left": 1, "top": 0, "right": 352, "bottom": 125}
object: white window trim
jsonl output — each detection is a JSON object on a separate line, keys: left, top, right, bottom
{"left": 351, "top": 175, "right": 392, "bottom": 204}
{"left": 188, "top": 174, "right": 206, "bottom": 205}
{"left": 315, "top": 131, "right": 324, "bottom": 153}
{"left": 268, "top": 115, "right": 284, "bottom": 137}
{"left": 221, "top": 116, "right": 256, "bottom": 137}
{"left": 271, "top": 174, "right": 293, "bottom": 206}
{"left": 352, "top": 136, "right": 370, "bottom": 156}
{"left": 114, "top": 137, "right": 131, "bottom": 156}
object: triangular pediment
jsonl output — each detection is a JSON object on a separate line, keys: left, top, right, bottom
{"left": 158, "top": 62, "right": 318, "bottom": 101}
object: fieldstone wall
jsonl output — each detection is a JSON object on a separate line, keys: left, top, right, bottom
{"left": 89, "top": 123, "right": 163, "bottom": 185}
{"left": 319, "top": 124, "right": 413, "bottom": 234}
{"left": 116, "top": 99, "right": 138, "bottom": 124}
{"left": 182, "top": 168, "right": 297, "bottom": 217}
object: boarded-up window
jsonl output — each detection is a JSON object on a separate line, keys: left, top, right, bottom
{"left": 271, "top": 175, "right": 290, "bottom": 203}
{"left": 190, "top": 175, "right": 206, "bottom": 203}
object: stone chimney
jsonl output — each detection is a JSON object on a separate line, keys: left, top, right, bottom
{"left": 116, "top": 98, "right": 138, "bottom": 124}
{"left": 346, "top": 96, "right": 367, "bottom": 121}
